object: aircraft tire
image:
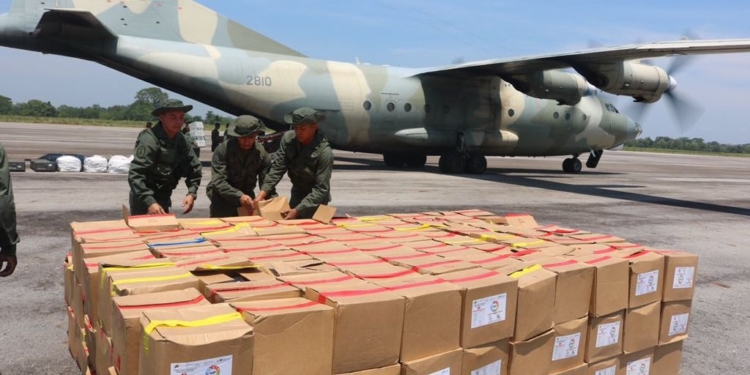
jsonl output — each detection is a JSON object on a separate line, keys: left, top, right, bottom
{"left": 405, "top": 154, "right": 427, "bottom": 168}
{"left": 562, "top": 158, "right": 572, "bottom": 172}
{"left": 383, "top": 153, "right": 405, "bottom": 168}
{"left": 439, "top": 151, "right": 467, "bottom": 174}
{"left": 570, "top": 158, "right": 582, "bottom": 173}
{"left": 466, "top": 154, "right": 487, "bottom": 174}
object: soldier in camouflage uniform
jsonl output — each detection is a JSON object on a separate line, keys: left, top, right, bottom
{"left": 0, "top": 142, "right": 19, "bottom": 277}
{"left": 256, "top": 107, "right": 333, "bottom": 219}
{"left": 128, "top": 99, "right": 203, "bottom": 215}
{"left": 206, "top": 115, "right": 273, "bottom": 218}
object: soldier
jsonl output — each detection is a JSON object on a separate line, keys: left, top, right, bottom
{"left": 211, "top": 123, "right": 221, "bottom": 152}
{"left": 0, "top": 142, "right": 19, "bottom": 277}
{"left": 255, "top": 107, "right": 333, "bottom": 219}
{"left": 182, "top": 124, "right": 201, "bottom": 159}
{"left": 206, "top": 115, "right": 273, "bottom": 218}
{"left": 128, "top": 99, "right": 202, "bottom": 215}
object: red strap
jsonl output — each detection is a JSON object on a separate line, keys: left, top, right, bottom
{"left": 579, "top": 235, "right": 614, "bottom": 241}
{"left": 317, "top": 287, "right": 389, "bottom": 303}
{"left": 585, "top": 256, "right": 612, "bottom": 265}
{"left": 238, "top": 301, "right": 318, "bottom": 313}
{"left": 358, "top": 244, "right": 402, "bottom": 251}
{"left": 359, "top": 269, "right": 415, "bottom": 279}
{"left": 118, "top": 295, "right": 205, "bottom": 310}
{"left": 511, "top": 249, "right": 539, "bottom": 258}
{"left": 250, "top": 252, "right": 304, "bottom": 261}
{"left": 544, "top": 260, "right": 578, "bottom": 268}
{"left": 224, "top": 244, "right": 283, "bottom": 252}
{"left": 383, "top": 253, "right": 431, "bottom": 261}
{"left": 593, "top": 247, "right": 618, "bottom": 255}
{"left": 625, "top": 250, "right": 651, "bottom": 259}
{"left": 161, "top": 249, "right": 222, "bottom": 257}
{"left": 444, "top": 271, "right": 499, "bottom": 283}
{"left": 414, "top": 242, "right": 449, "bottom": 250}
{"left": 302, "top": 248, "right": 358, "bottom": 255}
{"left": 328, "top": 259, "right": 386, "bottom": 266}
{"left": 386, "top": 278, "right": 447, "bottom": 291}
{"left": 411, "top": 259, "right": 461, "bottom": 271}
{"left": 472, "top": 254, "right": 513, "bottom": 265}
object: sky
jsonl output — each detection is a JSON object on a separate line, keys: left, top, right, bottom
{"left": 2, "top": 0, "right": 750, "bottom": 144}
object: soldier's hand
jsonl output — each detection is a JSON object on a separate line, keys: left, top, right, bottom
{"left": 254, "top": 191, "right": 268, "bottom": 203}
{"left": 282, "top": 209, "right": 299, "bottom": 220}
{"left": 0, "top": 255, "right": 17, "bottom": 277}
{"left": 239, "top": 195, "right": 255, "bottom": 210}
{"left": 182, "top": 195, "right": 196, "bottom": 214}
{"left": 148, "top": 203, "right": 166, "bottom": 215}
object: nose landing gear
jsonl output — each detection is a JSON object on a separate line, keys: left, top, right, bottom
{"left": 562, "top": 156, "right": 582, "bottom": 174}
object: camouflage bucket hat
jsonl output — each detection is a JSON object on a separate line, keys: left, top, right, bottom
{"left": 284, "top": 107, "right": 326, "bottom": 126}
{"left": 228, "top": 115, "right": 265, "bottom": 138}
{"left": 151, "top": 99, "right": 193, "bottom": 117}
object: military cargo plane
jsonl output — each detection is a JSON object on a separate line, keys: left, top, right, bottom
{"left": 2, "top": 0, "right": 750, "bottom": 174}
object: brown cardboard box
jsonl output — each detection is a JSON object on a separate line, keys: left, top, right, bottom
{"left": 111, "top": 288, "right": 210, "bottom": 375}
{"left": 653, "top": 341, "right": 683, "bottom": 375}
{"left": 587, "top": 357, "right": 619, "bottom": 375}
{"left": 401, "top": 348, "right": 463, "bottom": 375}
{"left": 621, "top": 251, "right": 665, "bottom": 308}
{"left": 551, "top": 363, "right": 587, "bottom": 375}
{"left": 247, "top": 249, "right": 315, "bottom": 263}
{"left": 77, "top": 240, "right": 147, "bottom": 268}
{"left": 280, "top": 270, "right": 361, "bottom": 288}
{"left": 659, "top": 301, "right": 692, "bottom": 345}
{"left": 305, "top": 282, "right": 406, "bottom": 373}
{"left": 653, "top": 250, "right": 698, "bottom": 302}
{"left": 623, "top": 302, "right": 660, "bottom": 354}
{"left": 619, "top": 348, "right": 654, "bottom": 375}
{"left": 207, "top": 279, "right": 302, "bottom": 303}
{"left": 461, "top": 340, "right": 509, "bottom": 375}
{"left": 94, "top": 329, "right": 113, "bottom": 375}
{"left": 126, "top": 213, "right": 180, "bottom": 232}
{"left": 67, "top": 306, "right": 78, "bottom": 360}
{"left": 152, "top": 244, "right": 223, "bottom": 258}
{"left": 499, "top": 213, "right": 539, "bottom": 228}
{"left": 342, "top": 264, "right": 421, "bottom": 281}
{"left": 233, "top": 297, "right": 335, "bottom": 375}
{"left": 586, "top": 311, "right": 624, "bottom": 363}
{"left": 575, "top": 255, "right": 629, "bottom": 317}
{"left": 508, "top": 329, "right": 554, "bottom": 375}
{"left": 540, "top": 258, "right": 595, "bottom": 323}
{"left": 441, "top": 268, "right": 518, "bottom": 347}
{"left": 64, "top": 254, "right": 74, "bottom": 305}
{"left": 139, "top": 304, "right": 254, "bottom": 375}
{"left": 255, "top": 196, "right": 292, "bottom": 220}
{"left": 504, "top": 265, "right": 557, "bottom": 341}
{"left": 373, "top": 275, "right": 461, "bottom": 361}
{"left": 336, "top": 364, "right": 401, "bottom": 375}
{"left": 550, "top": 317, "right": 588, "bottom": 373}
{"left": 390, "top": 254, "right": 480, "bottom": 276}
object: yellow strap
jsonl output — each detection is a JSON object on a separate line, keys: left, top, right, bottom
{"left": 144, "top": 312, "right": 243, "bottom": 353}
{"left": 202, "top": 222, "right": 250, "bottom": 236}
{"left": 194, "top": 219, "right": 225, "bottom": 225}
{"left": 337, "top": 223, "right": 375, "bottom": 228}
{"left": 480, "top": 234, "right": 515, "bottom": 241}
{"left": 395, "top": 224, "right": 432, "bottom": 232}
{"left": 358, "top": 216, "right": 389, "bottom": 222}
{"left": 100, "top": 263, "right": 174, "bottom": 287}
{"left": 112, "top": 273, "right": 193, "bottom": 294}
{"left": 510, "top": 264, "right": 542, "bottom": 279}
{"left": 511, "top": 240, "right": 546, "bottom": 248}
{"left": 444, "top": 238, "right": 483, "bottom": 245}
{"left": 196, "top": 265, "right": 261, "bottom": 271}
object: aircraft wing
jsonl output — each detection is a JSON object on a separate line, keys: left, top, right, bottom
{"left": 412, "top": 39, "right": 750, "bottom": 77}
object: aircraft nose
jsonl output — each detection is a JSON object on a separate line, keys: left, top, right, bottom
{"left": 628, "top": 118, "right": 642, "bottom": 140}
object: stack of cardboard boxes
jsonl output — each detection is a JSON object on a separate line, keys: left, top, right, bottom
{"left": 64, "top": 207, "right": 697, "bottom": 375}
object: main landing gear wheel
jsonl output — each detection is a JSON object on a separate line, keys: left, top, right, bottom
{"left": 383, "top": 153, "right": 427, "bottom": 168}
{"left": 405, "top": 154, "right": 427, "bottom": 168}
{"left": 562, "top": 158, "right": 582, "bottom": 174}
{"left": 383, "top": 153, "right": 405, "bottom": 168}
{"left": 466, "top": 154, "right": 487, "bottom": 174}
{"left": 439, "top": 151, "right": 467, "bottom": 174}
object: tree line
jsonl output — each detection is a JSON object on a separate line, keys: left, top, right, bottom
{"left": 0, "top": 87, "right": 235, "bottom": 125}
{"left": 625, "top": 137, "right": 750, "bottom": 154}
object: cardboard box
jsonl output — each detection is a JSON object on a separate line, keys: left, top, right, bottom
{"left": 653, "top": 341, "right": 683, "bottom": 375}
{"left": 67, "top": 306, "right": 78, "bottom": 360}
{"left": 247, "top": 249, "right": 315, "bottom": 264}
{"left": 621, "top": 251, "right": 665, "bottom": 309}
{"left": 255, "top": 196, "right": 292, "bottom": 220}
{"left": 280, "top": 270, "right": 361, "bottom": 288}
{"left": 390, "top": 254, "right": 479, "bottom": 276}
{"left": 461, "top": 340, "right": 509, "bottom": 375}
{"left": 541, "top": 258, "right": 595, "bottom": 323}
{"left": 587, "top": 357, "right": 619, "bottom": 375}
{"left": 619, "top": 348, "right": 654, "bottom": 375}
{"left": 508, "top": 329, "right": 554, "bottom": 375}
{"left": 373, "top": 275, "right": 461, "bottom": 361}
{"left": 400, "top": 348, "right": 463, "bottom": 375}
{"left": 653, "top": 250, "right": 698, "bottom": 302}
{"left": 64, "top": 254, "right": 74, "bottom": 305}
{"left": 659, "top": 301, "right": 691, "bottom": 345}
{"left": 575, "top": 255, "right": 629, "bottom": 317}
{"left": 126, "top": 213, "right": 180, "bottom": 232}
{"left": 586, "top": 311, "right": 624, "bottom": 363}
{"left": 139, "top": 304, "right": 254, "bottom": 375}
{"left": 441, "top": 268, "right": 518, "bottom": 347}
{"left": 336, "top": 364, "right": 401, "bottom": 375}
{"left": 233, "top": 298, "right": 334, "bottom": 375}
{"left": 77, "top": 239, "right": 148, "bottom": 267}
{"left": 550, "top": 317, "right": 588, "bottom": 373}
{"left": 207, "top": 279, "right": 302, "bottom": 303}
{"left": 341, "top": 264, "right": 421, "bottom": 281}
{"left": 152, "top": 244, "right": 223, "bottom": 258}
{"left": 305, "top": 282, "right": 406, "bottom": 373}
{"left": 111, "top": 288, "right": 210, "bottom": 375}
{"left": 551, "top": 363, "right": 587, "bottom": 375}
{"left": 94, "top": 329, "right": 113, "bottom": 375}
{"left": 505, "top": 265, "right": 557, "bottom": 341}
{"left": 623, "top": 302, "right": 660, "bottom": 354}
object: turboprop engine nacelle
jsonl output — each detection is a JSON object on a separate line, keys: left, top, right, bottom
{"left": 574, "top": 61, "right": 671, "bottom": 103}
{"left": 505, "top": 70, "right": 592, "bottom": 105}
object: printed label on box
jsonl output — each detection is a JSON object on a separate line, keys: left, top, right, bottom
{"left": 596, "top": 321, "right": 621, "bottom": 348}
{"left": 552, "top": 332, "right": 581, "bottom": 361}
{"left": 595, "top": 365, "right": 617, "bottom": 375}
{"left": 429, "top": 368, "right": 451, "bottom": 375}
{"left": 669, "top": 313, "right": 690, "bottom": 336}
{"left": 171, "top": 355, "right": 233, "bottom": 375}
{"left": 471, "top": 293, "right": 507, "bottom": 329}
{"left": 635, "top": 270, "right": 659, "bottom": 296}
{"left": 626, "top": 357, "right": 651, "bottom": 375}
{"left": 471, "top": 359, "right": 501, "bottom": 375}
{"left": 673, "top": 267, "right": 695, "bottom": 289}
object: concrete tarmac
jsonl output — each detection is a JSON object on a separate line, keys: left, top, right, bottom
{"left": 1, "top": 122, "right": 749, "bottom": 374}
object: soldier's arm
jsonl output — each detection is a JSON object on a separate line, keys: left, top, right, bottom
{"left": 295, "top": 148, "right": 333, "bottom": 212}
{"left": 128, "top": 135, "right": 159, "bottom": 207}
{"left": 260, "top": 138, "right": 288, "bottom": 195}
{"left": 184, "top": 142, "right": 203, "bottom": 198}
{"left": 211, "top": 143, "right": 243, "bottom": 202}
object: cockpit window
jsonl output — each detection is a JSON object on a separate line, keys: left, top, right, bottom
{"left": 604, "top": 103, "right": 620, "bottom": 113}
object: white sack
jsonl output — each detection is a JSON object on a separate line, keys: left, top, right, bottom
{"left": 56, "top": 156, "right": 82, "bottom": 172}
{"left": 108, "top": 155, "right": 133, "bottom": 174}
{"left": 83, "top": 155, "right": 109, "bottom": 173}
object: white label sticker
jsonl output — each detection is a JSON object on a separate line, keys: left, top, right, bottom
{"left": 635, "top": 270, "right": 659, "bottom": 296}
{"left": 429, "top": 368, "right": 451, "bottom": 375}
{"left": 552, "top": 332, "right": 581, "bottom": 361}
{"left": 595, "top": 365, "right": 617, "bottom": 375}
{"left": 669, "top": 313, "right": 690, "bottom": 336}
{"left": 171, "top": 355, "right": 233, "bottom": 375}
{"left": 471, "top": 293, "right": 507, "bottom": 329}
{"left": 471, "top": 360, "right": 501, "bottom": 375}
{"left": 626, "top": 357, "right": 651, "bottom": 375}
{"left": 673, "top": 267, "right": 695, "bottom": 289}
{"left": 596, "top": 321, "right": 621, "bottom": 348}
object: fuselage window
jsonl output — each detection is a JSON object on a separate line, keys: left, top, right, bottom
{"left": 508, "top": 109, "right": 515, "bottom": 117}
{"left": 404, "top": 103, "right": 412, "bottom": 112}
{"left": 387, "top": 102, "right": 395, "bottom": 112}
{"left": 363, "top": 101, "right": 372, "bottom": 110}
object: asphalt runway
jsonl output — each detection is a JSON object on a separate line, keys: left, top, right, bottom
{"left": 1, "top": 122, "right": 749, "bottom": 374}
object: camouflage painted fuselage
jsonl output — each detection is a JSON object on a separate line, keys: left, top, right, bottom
{"left": 0, "top": 0, "right": 641, "bottom": 157}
